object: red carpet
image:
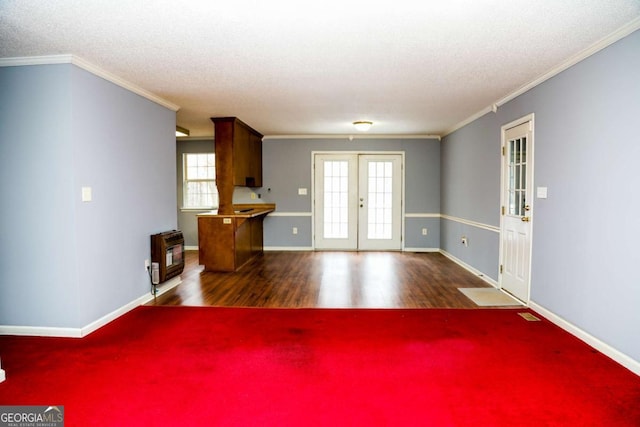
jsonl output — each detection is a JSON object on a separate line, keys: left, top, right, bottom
{"left": 0, "top": 307, "right": 638, "bottom": 426}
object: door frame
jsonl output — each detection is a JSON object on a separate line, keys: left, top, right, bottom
{"left": 498, "top": 113, "right": 535, "bottom": 303}
{"left": 311, "top": 150, "right": 405, "bottom": 251}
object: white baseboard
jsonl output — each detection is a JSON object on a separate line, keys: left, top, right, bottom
{"left": 436, "top": 250, "right": 640, "bottom": 376}
{"left": 264, "top": 246, "right": 314, "bottom": 251}
{"left": 189, "top": 246, "right": 315, "bottom": 252}
{"left": 530, "top": 301, "right": 640, "bottom": 376}
{"left": 439, "top": 249, "right": 498, "bottom": 287}
{"left": 82, "top": 276, "right": 182, "bottom": 336}
{"left": 0, "top": 324, "right": 83, "bottom": 338}
{"left": 0, "top": 277, "right": 181, "bottom": 338}
{"left": 265, "top": 246, "right": 442, "bottom": 252}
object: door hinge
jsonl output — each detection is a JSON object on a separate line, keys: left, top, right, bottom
{"left": 501, "top": 206, "right": 505, "bottom": 215}
{"left": 501, "top": 146, "right": 505, "bottom": 156}
{"left": 499, "top": 264, "right": 503, "bottom": 274}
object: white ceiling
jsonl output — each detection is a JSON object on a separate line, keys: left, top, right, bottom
{"left": 1, "top": 1, "right": 639, "bottom": 137}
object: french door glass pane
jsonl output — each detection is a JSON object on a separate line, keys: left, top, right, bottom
{"left": 367, "top": 161, "right": 393, "bottom": 239}
{"left": 323, "top": 161, "right": 349, "bottom": 238}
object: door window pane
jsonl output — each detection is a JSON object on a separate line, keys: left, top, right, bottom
{"left": 323, "top": 161, "right": 350, "bottom": 238}
{"left": 367, "top": 161, "right": 393, "bottom": 239}
{"left": 507, "top": 137, "right": 527, "bottom": 216}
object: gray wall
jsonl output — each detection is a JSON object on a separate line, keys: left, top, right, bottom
{"left": 259, "top": 137, "right": 440, "bottom": 249}
{"left": 441, "top": 112, "right": 501, "bottom": 278}
{"left": 441, "top": 30, "right": 640, "bottom": 361}
{"left": 0, "top": 63, "right": 177, "bottom": 329}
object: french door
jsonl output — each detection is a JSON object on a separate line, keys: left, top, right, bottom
{"left": 500, "top": 116, "right": 534, "bottom": 302}
{"left": 314, "top": 153, "right": 402, "bottom": 250}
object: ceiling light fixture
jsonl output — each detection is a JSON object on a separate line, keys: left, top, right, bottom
{"left": 353, "top": 121, "right": 373, "bottom": 132}
{"left": 176, "top": 126, "right": 190, "bottom": 137}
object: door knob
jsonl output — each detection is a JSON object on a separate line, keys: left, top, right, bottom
{"left": 360, "top": 204, "right": 363, "bottom": 208}
{"left": 521, "top": 216, "right": 530, "bottom": 222}
{"left": 524, "top": 204, "right": 531, "bottom": 211}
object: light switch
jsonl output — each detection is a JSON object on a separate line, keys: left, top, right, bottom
{"left": 298, "top": 188, "right": 308, "bottom": 195}
{"left": 536, "top": 187, "right": 548, "bottom": 199}
{"left": 81, "top": 187, "right": 92, "bottom": 202}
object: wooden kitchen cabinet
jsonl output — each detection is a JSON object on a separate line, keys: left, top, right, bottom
{"left": 211, "top": 117, "right": 263, "bottom": 215}
{"left": 197, "top": 204, "right": 275, "bottom": 272}
{"left": 248, "top": 130, "right": 262, "bottom": 188}
{"left": 212, "top": 117, "right": 263, "bottom": 188}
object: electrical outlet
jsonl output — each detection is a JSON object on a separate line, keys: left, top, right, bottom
{"left": 422, "top": 228, "right": 428, "bottom": 236}
{"left": 251, "top": 192, "right": 257, "bottom": 199}
{"left": 292, "top": 227, "right": 298, "bottom": 235}
{"left": 145, "top": 259, "right": 150, "bottom": 269}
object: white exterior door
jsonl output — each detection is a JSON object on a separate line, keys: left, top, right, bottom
{"left": 314, "top": 153, "right": 402, "bottom": 250}
{"left": 500, "top": 117, "right": 534, "bottom": 302}
{"left": 314, "top": 154, "right": 359, "bottom": 250}
{"left": 357, "top": 154, "right": 402, "bottom": 250}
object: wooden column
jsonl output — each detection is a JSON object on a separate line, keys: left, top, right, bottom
{"left": 212, "top": 118, "right": 235, "bottom": 215}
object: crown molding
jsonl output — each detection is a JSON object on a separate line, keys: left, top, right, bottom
{"left": 0, "top": 54, "right": 74, "bottom": 66}
{"left": 442, "top": 17, "right": 640, "bottom": 138}
{"left": 263, "top": 134, "right": 441, "bottom": 141}
{"left": 494, "top": 17, "right": 640, "bottom": 109}
{"left": 441, "top": 105, "right": 494, "bottom": 138}
{"left": 0, "top": 54, "right": 180, "bottom": 112}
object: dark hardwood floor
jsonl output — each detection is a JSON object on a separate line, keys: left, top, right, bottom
{"left": 147, "top": 250, "right": 496, "bottom": 308}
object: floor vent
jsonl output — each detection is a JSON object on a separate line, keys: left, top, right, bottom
{"left": 518, "top": 312, "right": 541, "bottom": 322}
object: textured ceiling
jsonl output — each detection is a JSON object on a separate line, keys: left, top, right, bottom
{"left": 1, "top": 1, "right": 639, "bottom": 137}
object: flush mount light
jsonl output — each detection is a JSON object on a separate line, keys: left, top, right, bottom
{"left": 176, "top": 126, "right": 190, "bottom": 137}
{"left": 353, "top": 121, "right": 373, "bottom": 132}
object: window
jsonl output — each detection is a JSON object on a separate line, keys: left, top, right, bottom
{"left": 183, "top": 153, "right": 218, "bottom": 209}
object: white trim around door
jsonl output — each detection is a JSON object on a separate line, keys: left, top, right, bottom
{"left": 499, "top": 114, "right": 535, "bottom": 303}
{"left": 312, "top": 151, "right": 405, "bottom": 251}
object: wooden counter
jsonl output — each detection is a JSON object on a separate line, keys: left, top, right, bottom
{"left": 197, "top": 204, "right": 275, "bottom": 272}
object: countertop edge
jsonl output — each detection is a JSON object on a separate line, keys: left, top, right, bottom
{"left": 197, "top": 204, "right": 276, "bottom": 218}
